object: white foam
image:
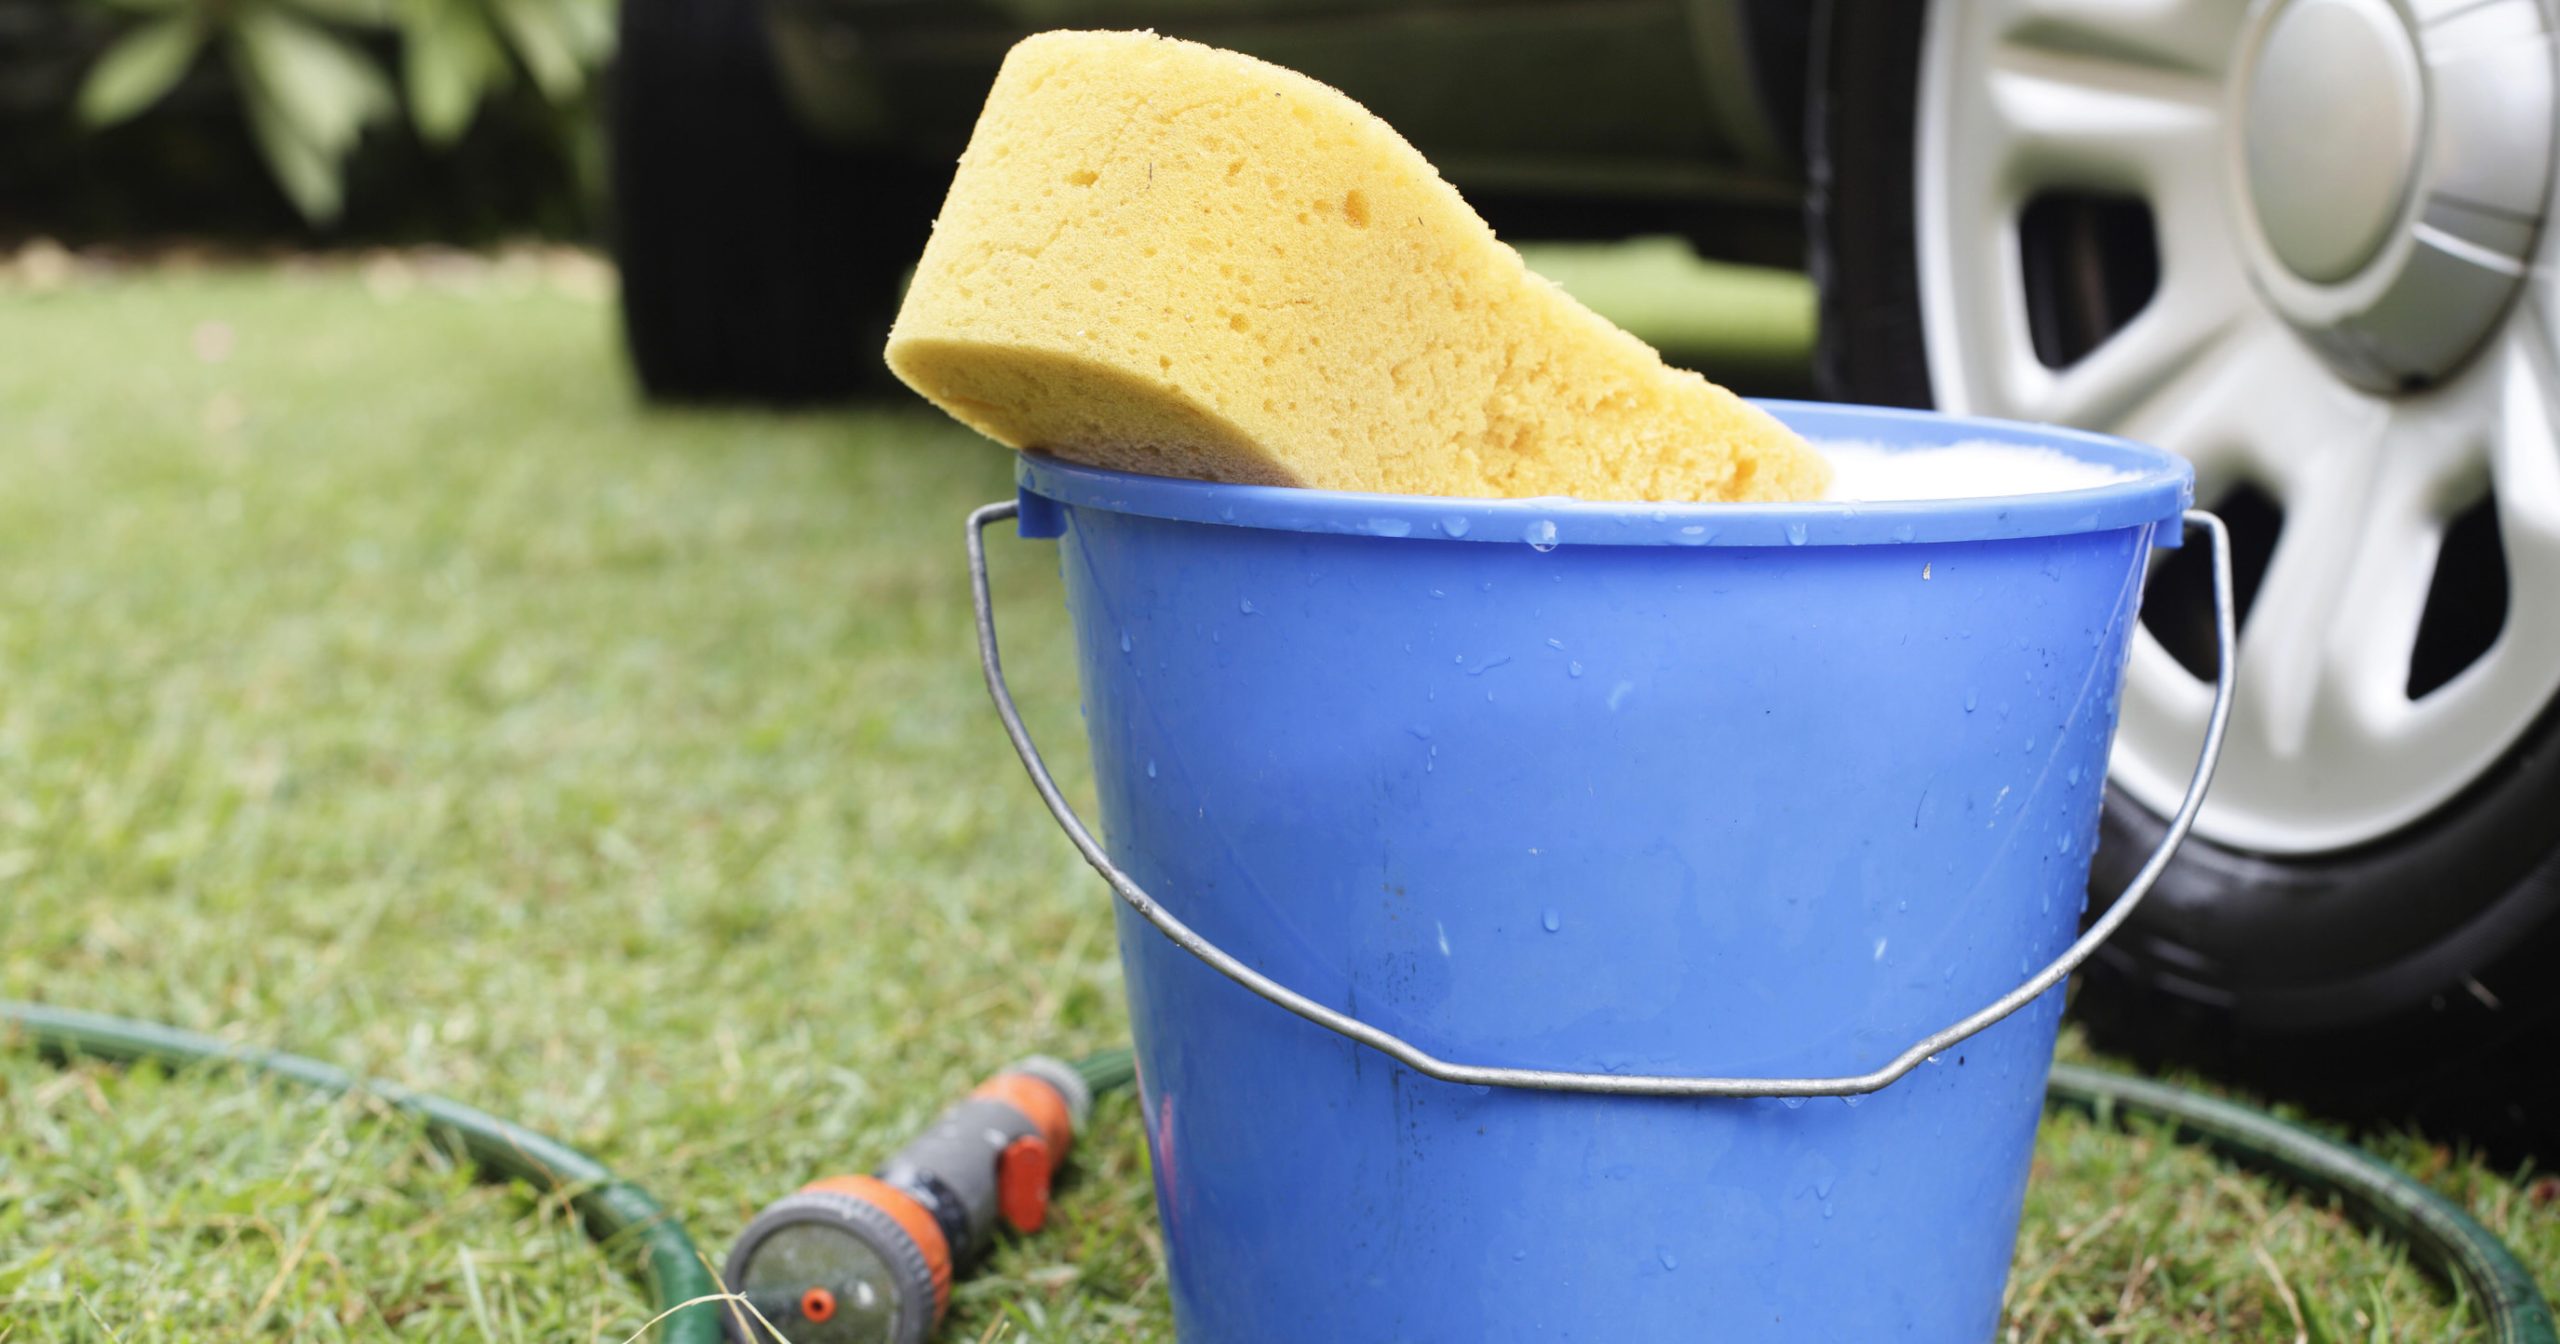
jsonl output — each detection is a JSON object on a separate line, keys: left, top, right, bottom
{"left": 1819, "top": 439, "right": 2135, "bottom": 503}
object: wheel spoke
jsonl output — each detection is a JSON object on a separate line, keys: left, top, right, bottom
{"left": 2029, "top": 271, "right": 2256, "bottom": 429}
{"left": 1981, "top": 37, "right": 2227, "bottom": 199}
{"left": 1994, "top": 0, "right": 2249, "bottom": 81}
{"left": 2322, "top": 390, "right": 2487, "bottom": 743}
{"left": 2110, "top": 319, "right": 2322, "bottom": 494}
{"left": 2499, "top": 290, "right": 2560, "bottom": 543}
{"left": 2437, "top": 295, "right": 2560, "bottom": 740}
{"left": 2428, "top": 309, "right": 2560, "bottom": 731}
{"left": 2226, "top": 386, "right": 2394, "bottom": 761}
{"left": 1959, "top": 3, "right": 2248, "bottom": 429}
{"left": 1917, "top": 0, "right": 2238, "bottom": 415}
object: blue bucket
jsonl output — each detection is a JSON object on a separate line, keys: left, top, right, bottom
{"left": 969, "top": 402, "right": 2229, "bottom": 1342}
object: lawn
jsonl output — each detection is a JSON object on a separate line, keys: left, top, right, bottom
{"left": 0, "top": 249, "right": 2547, "bottom": 1342}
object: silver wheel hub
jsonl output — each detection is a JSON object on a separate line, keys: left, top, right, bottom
{"left": 2243, "top": 0, "right": 2421, "bottom": 287}
{"left": 2237, "top": 0, "right": 2555, "bottom": 391}
{"left": 1918, "top": 0, "right": 2560, "bottom": 855}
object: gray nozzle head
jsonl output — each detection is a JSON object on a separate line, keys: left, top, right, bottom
{"left": 1006, "top": 1055, "right": 1092, "bottom": 1131}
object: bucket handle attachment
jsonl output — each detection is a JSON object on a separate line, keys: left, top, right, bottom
{"left": 969, "top": 501, "right": 2236, "bottom": 1099}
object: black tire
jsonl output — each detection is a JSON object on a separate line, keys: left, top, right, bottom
{"left": 1808, "top": 0, "right": 2560, "bottom": 1160}
{"left": 609, "top": 0, "right": 934, "bottom": 403}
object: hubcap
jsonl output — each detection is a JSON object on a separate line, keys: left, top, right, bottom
{"left": 2235, "top": 0, "right": 2556, "bottom": 391}
{"left": 2240, "top": 0, "right": 2421, "bottom": 287}
{"left": 1918, "top": 0, "right": 2560, "bottom": 855}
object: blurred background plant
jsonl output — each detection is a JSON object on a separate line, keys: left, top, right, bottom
{"left": 2, "top": 0, "right": 609, "bottom": 240}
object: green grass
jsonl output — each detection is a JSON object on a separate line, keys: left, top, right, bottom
{"left": 0, "top": 254, "right": 2547, "bottom": 1342}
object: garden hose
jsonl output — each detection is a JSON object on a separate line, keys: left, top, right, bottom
{"left": 0, "top": 1001, "right": 725, "bottom": 1344}
{"left": 2046, "top": 1062, "right": 2556, "bottom": 1344}
{"left": 5, "top": 1004, "right": 2546, "bottom": 1344}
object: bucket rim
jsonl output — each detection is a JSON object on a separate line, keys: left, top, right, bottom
{"left": 1013, "top": 399, "right": 2197, "bottom": 549}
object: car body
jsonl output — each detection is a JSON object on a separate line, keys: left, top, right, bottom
{"left": 758, "top": 0, "right": 1813, "bottom": 267}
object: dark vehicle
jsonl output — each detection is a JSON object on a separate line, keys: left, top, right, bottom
{"left": 612, "top": 0, "right": 2560, "bottom": 1151}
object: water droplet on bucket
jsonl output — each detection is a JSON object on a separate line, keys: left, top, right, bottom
{"left": 1120, "top": 631, "right": 1134, "bottom": 654}
{"left": 1568, "top": 661, "right": 1584, "bottom": 678}
{"left": 1892, "top": 523, "right": 1916, "bottom": 542}
{"left": 1657, "top": 1247, "right": 1679, "bottom": 1271}
{"left": 1523, "top": 520, "right": 1561, "bottom": 552}
{"left": 1781, "top": 1097, "right": 1806, "bottom": 1110}
{"left": 1239, "top": 598, "right": 1257, "bottom": 615}
{"left": 2067, "top": 765, "right": 2083, "bottom": 786}
{"left": 2054, "top": 831, "right": 2071, "bottom": 853}
{"left": 1442, "top": 516, "right": 1471, "bottom": 538}
{"left": 1368, "top": 517, "right": 1413, "bottom": 537}
{"left": 1785, "top": 522, "right": 1809, "bottom": 546}
{"left": 1541, "top": 909, "right": 1561, "bottom": 933}
{"left": 1146, "top": 759, "right": 1158, "bottom": 779}
{"left": 1841, "top": 1096, "right": 1863, "bottom": 1109}
{"left": 2024, "top": 736, "right": 2036, "bottom": 753}
{"left": 1675, "top": 524, "right": 1712, "bottom": 546}
{"left": 1963, "top": 691, "right": 1978, "bottom": 712}
{"left": 1545, "top": 638, "right": 1564, "bottom": 650}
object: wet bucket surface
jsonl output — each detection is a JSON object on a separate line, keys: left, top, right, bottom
{"left": 1012, "top": 402, "right": 2194, "bottom": 1342}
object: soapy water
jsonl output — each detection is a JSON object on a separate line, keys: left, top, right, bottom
{"left": 1819, "top": 440, "right": 2135, "bottom": 503}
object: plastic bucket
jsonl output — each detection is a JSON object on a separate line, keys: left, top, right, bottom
{"left": 973, "top": 402, "right": 2218, "bottom": 1342}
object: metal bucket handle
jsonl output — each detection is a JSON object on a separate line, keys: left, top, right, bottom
{"left": 968, "top": 500, "right": 2236, "bottom": 1099}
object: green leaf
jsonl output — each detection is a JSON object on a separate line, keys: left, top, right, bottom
{"left": 230, "top": 8, "right": 394, "bottom": 156}
{"left": 487, "top": 0, "right": 589, "bottom": 101}
{"left": 228, "top": 11, "right": 394, "bottom": 223}
{"left": 285, "top": 0, "right": 397, "bottom": 28}
{"left": 75, "top": 15, "right": 204, "bottom": 128}
{"left": 553, "top": 0, "right": 614, "bottom": 60}
{"left": 238, "top": 72, "right": 343, "bottom": 222}
{"left": 401, "top": 0, "right": 509, "bottom": 145}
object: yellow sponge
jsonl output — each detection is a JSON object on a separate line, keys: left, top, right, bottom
{"left": 886, "top": 30, "right": 1829, "bottom": 504}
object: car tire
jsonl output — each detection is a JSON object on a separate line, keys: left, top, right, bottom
{"left": 1809, "top": 0, "right": 2560, "bottom": 1158}
{"left": 609, "top": 0, "right": 934, "bottom": 403}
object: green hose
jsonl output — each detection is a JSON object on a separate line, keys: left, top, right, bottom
{"left": 2047, "top": 1063, "right": 2556, "bottom": 1344}
{"left": 6, "top": 1006, "right": 2545, "bottom": 1344}
{"left": 0, "top": 1001, "right": 724, "bottom": 1344}
{"left": 1071, "top": 1045, "right": 1138, "bottom": 1097}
